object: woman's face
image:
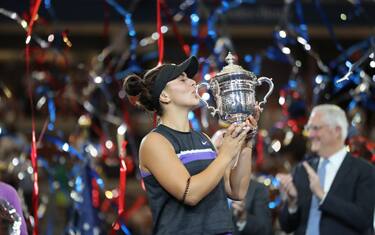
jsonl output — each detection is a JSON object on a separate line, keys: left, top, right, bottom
{"left": 163, "top": 72, "right": 200, "bottom": 108}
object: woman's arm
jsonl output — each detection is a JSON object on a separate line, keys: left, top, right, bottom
{"left": 223, "top": 109, "right": 260, "bottom": 200}
{"left": 140, "top": 124, "right": 248, "bottom": 206}
{"left": 224, "top": 142, "right": 253, "bottom": 200}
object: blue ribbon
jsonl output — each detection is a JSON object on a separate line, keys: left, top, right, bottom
{"left": 188, "top": 111, "right": 201, "bottom": 131}
{"left": 314, "top": 0, "right": 343, "bottom": 52}
{"left": 294, "top": 0, "right": 309, "bottom": 41}
{"left": 190, "top": 0, "right": 200, "bottom": 56}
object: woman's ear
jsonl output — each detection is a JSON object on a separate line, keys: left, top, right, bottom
{"left": 159, "top": 91, "right": 170, "bottom": 104}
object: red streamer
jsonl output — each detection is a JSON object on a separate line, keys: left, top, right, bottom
{"left": 26, "top": 0, "right": 42, "bottom": 228}
{"left": 118, "top": 140, "right": 128, "bottom": 215}
{"left": 91, "top": 178, "right": 100, "bottom": 208}
{"left": 154, "top": 0, "right": 164, "bottom": 126}
{"left": 26, "top": 45, "right": 39, "bottom": 235}
{"left": 111, "top": 140, "right": 128, "bottom": 233}
{"left": 27, "top": 0, "right": 42, "bottom": 40}
{"left": 124, "top": 196, "right": 147, "bottom": 221}
{"left": 255, "top": 132, "right": 264, "bottom": 167}
{"left": 26, "top": 3, "right": 43, "bottom": 232}
{"left": 91, "top": 123, "right": 109, "bottom": 161}
{"left": 160, "top": 0, "right": 190, "bottom": 56}
{"left": 157, "top": 0, "right": 164, "bottom": 65}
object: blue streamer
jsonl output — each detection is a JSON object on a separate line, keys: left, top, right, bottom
{"left": 362, "top": 92, "right": 375, "bottom": 111}
{"left": 329, "top": 37, "right": 372, "bottom": 69}
{"left": 105, "top": 0, "right": 140, "bottom": 79}
{"left": 44, "top": 135, "right": 85, "bottom": 161}
{"left": 188, "top": 111, "right": 201, "bottom": 131}
{"left": 105, "top": 0, "right": 137, "bottom": 56}
{"left": 47, "top": 97, "right": 56, "bottom": 131}
{"left": 244, "top": 54, "right": 262, "bottom": 76}
{"left": 265, "top": 46, "right": 290, "bottom": 64}
{"left": 121, "top": 223, "right": 131, "bottom": 235}
{"left": 314, "top": 0, "right": 343, "bottom": 52}
{"left": 89, "top": 168, "right": 105, "bottom": 189}
{"left": 200, "top": 58, "right": 210, "bottom": 81}
{"left": 66, "top": 160, "right": 102, "bottom": 234}
{"left": 294, "top": 0, "right": 309, "bottom": 41}
{"left": 190, "top": 0, "right": 200, "bottom": 56}
{"left": 140, "top": 51, "right": 159, "bottom": 63}
{"left": 43, "top": 0, "right": 56, "bottom": 19}
{"left": 34, "top": 86, "right": 57, "bottom": 131}
{"left": 114, "top": 63, "right": 142, "bottom": 80}
{"left": 348, "top": 99, "right": 358, "bottom": 112}
{"left": 206, "top": 0, "right": 257, "bottom": 66}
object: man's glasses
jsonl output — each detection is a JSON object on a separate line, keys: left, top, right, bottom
{"left": 304, "top": 124, "right": 326, "bottom": 132}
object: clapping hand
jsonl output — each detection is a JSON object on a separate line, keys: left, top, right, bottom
{"left": 302, "top": 162, "right": 325, "bottom": 200}
{"left": 276, "top": 173, "right": 298, "bottom": 207}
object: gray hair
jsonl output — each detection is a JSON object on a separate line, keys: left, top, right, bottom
{"left": 311, "top": 104, "right": 348, "bottom": 142}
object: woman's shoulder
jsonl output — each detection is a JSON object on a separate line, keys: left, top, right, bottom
{"left": 141, "top": 131, "right": 162, "bottom": 142}
{"left": 140, "top": 131, "right": 173, "bottom": 152}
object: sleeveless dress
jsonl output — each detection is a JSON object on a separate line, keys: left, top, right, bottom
{"left": 140, "top": 124, "right": 234, "bottom": 235}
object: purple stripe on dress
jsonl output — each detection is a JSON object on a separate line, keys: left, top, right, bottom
{"left": 179, "top": 150, "right": 216, "bottom": 164}
{"left": 140, "top": 170, "right": 151, "bottom": 178}
{"left": 140, "top": 149, "right": 216, "bottom": 178}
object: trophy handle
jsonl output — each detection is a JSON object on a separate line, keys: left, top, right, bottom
{"left": 195, "top": 82, "right": 219, "bottom": 116}
{"left": 256, "top": 77, "right": 274, "bottom": 106}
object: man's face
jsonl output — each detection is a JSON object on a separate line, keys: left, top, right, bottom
{"left": 305, "top": 111, "right": 339, "bottom": 157}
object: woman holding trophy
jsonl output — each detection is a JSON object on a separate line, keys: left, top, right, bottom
{"left": 123, "top": 54, "right": 267, "bottom": 235}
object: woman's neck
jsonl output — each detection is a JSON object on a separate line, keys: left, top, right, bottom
{"left": 159, "top": 109, "right": 190, "bottom": 132}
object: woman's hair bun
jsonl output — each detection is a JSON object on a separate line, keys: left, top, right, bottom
{"left": 123, "top": 74, "right": 144, "bottom": 96}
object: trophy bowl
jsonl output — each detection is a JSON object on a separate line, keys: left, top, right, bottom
{"left": 197, "top": 52, "right": 274, "bottom": 124}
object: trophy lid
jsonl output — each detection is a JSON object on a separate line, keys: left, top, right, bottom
{"left": 214, "top": 52, "right": 257, "bottom": 80}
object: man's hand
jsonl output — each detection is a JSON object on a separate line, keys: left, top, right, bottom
{"left": 276, "top": 173, "right": 298, "bottom": 208}
{"left": 302, "top": 162, "right": 325, "bottom": 200}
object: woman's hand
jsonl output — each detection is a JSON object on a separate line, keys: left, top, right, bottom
{"left": 219, "top": 123, "right": 251, "bottom": 161}
{"left": 244, "top": 103, "right": 262, "bottom": 143}
{"left": 232, "top": 200, "right": 247, "bottom": 221}
{"left": 212, "top": 103, "right": 262, "bottom": 161}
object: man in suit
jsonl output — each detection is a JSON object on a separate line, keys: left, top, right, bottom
{"left": 232, "top": 178, "right": 273, "bottom": 235}
{"left": 277, "top": 104, "right": 375, "bottom": 235}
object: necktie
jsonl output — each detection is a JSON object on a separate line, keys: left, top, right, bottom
{"left": 306, "top": 159, "right": 329, "bottom": 235}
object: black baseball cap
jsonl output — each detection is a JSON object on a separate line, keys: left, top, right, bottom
{"left": 151, "top": 56, "right": 198, "bottom": 107}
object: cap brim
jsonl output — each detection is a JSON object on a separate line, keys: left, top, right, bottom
{"left": 172, "top": 56, "right": 198, "bottom": 79}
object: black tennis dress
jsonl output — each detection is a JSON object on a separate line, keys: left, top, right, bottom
{"left": 140, "top": 124, "right": 234, "bottom": 235}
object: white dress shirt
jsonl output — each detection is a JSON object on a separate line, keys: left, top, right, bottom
{"left": 288, "top": 147, "right": 348, "bottom": 213}
{"left": 319, "top": 147, "right": 347, "bottom": 203}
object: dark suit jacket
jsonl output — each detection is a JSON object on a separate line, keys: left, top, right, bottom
{"left": 279, "top": 153, "right": 375, "bottom": 235}
{"left": 234, "top": 179, "right": 273, "bottom": 235}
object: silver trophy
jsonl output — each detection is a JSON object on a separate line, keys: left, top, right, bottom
{"left": 196, "top": 52, "right": 274, "bottom": 123}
